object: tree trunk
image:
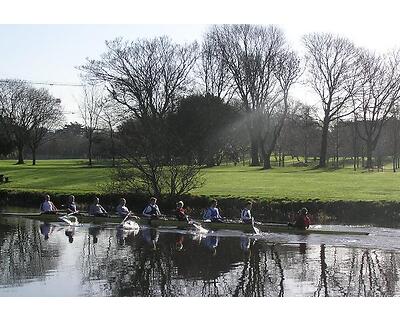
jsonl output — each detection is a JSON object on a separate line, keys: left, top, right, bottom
{"left": 366, "top": 139, "right": 373, "bottom": 169}
{"left": 319, "top": 116, "right": 330, "bottom": 168}
{"left": 16, "top": 144, "right": 24, "bottom": 165}
{"left": 250, "top": 137, "right": 260, "bottom": 166}
{"left": 88, "top": 133, "right": 93, "bottom": 166}
{"left": 109, "top": 125, "right": 115, "bottom": 167}
{"left": 261, "top": 142, "right": 272, "bottom": 170}
{"left": 32, "top": 148, "right": 37, "bottom": 166}
{"left": 393, "top": 157, "right": 396, "bottom": 173}
{"left": 263, "top": 153, "right": 272, "bottom": 169}
{"left": 304, "top": 139, "right": 308, "bottom": 163}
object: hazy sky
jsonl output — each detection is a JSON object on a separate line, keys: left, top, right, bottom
{"left": 1, "top": 0, "right": 400, "bottom": 122}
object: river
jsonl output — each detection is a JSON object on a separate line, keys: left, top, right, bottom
{"left": 0, "top": 214, "right": 400, "bottom": 297}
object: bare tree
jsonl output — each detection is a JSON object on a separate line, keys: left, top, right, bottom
{"left": 259, "top": 49, "right": 301, "bottom": 169}
{"left": 303, "top": 33, "right": 361, "bottom": 167}
{"left": 0, "top": 80, "right": 63, "bottom": 164}
{"left": 197, "top": 34, "right": 235, "bottom": 101}
{"left": 208, "top": 24, "right": 286, "bottom": 166}
{"left": 389, "top": 105, "right": 400, "bottom": 172}
{"left": 354, "top": 50, "right": 400, "bottom": 169}
{"left": 78, "top": 85, "right": 105, "bottom": 166}
{"left": 80, "top": 36, "right": 198, "bottom": 120}
{"left": 100, "top": 99, "right": 127, "bottom": 167}
{"left": 296, "top": 103, "right": 318, "bottom": 163}
{"left": 0, "top": 80, "right": 30, "bottom": 164}
{"left": 81, "top": 37, "right": 201, "bottom": 198}
{"left": 26, "top": 88, "right": 64, "bottom": 165}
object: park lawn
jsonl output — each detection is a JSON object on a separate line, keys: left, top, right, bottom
{"left": 193, "top": 165, "right": 400, "bottom": 201}
{"left": 1, "top": 159, "right": 400, "bottom": 201}
{"left": 0, "top": 159, "right": 108, "bottom": 194}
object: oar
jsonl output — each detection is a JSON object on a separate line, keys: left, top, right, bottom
{"left": 252, "top": 221, "right": 260, "bottom": 235}
{"left": 59, "top": 211, "right": 79, "bottom": 226}
{"left": 59, "top": 211, "right": 78, "bottom": 219}
{"left": 120, "top": 212, "right": 132, "bottom": 226}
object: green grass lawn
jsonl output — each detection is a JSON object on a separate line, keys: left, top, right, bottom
{"left": 1, "top": 159, "right": 400, "bottom": 201}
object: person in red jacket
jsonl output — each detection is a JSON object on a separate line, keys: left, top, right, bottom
{"left": 289, "top": 208, "right": 311, "bottom": 230}
{"left": 175, "top": 201, "right": 189, "bottom": 222}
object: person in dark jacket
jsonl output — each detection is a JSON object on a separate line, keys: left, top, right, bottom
{"left": 175, "top": 200, "right": 189, "bottom": 222}
{"left": 289, "top": 208, "right": 311, "bottom": 230}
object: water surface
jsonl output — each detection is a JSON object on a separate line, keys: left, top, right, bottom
{"left": 0, "top": 215, "right": 399, "bottom": 297}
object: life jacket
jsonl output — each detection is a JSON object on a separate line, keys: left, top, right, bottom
{"left": 176, "top": 208, "right": 186, "bottom": 219}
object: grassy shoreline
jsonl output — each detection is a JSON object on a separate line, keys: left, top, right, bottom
{"left": 1, "top": 159, "right": 400, "bottom": 202}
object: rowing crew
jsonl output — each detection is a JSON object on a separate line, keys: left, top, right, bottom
{"left": 40, "top": 194, "right": 311, "bottom": 230}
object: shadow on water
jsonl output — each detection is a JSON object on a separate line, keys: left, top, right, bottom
{"left": 1, "top": 216, "right": 400, "bottom": 297}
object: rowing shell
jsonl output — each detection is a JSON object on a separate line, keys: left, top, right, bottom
{"left": 0, "top": 212, "right": 370, "bottom": 236}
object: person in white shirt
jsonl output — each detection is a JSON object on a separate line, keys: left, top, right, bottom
{"left": 142, "top": 197, "right": 161, "bottom": 219}
{"left": 40, "top": 195, "right": 57, "bottom": 213}
{"left": 88, "top": 197, "right": 108, "bottom": 217}
{"left": 240, "top": 201, "right": 254, "bottom": 224}
{"left": 116, "top": 198, "right": 131, "bottom": 217}
{"left": 66, "top": 195, "right": 78, "bottom": 213}
{"left": 203, "top": 199, "right": 224, "bottom": 222}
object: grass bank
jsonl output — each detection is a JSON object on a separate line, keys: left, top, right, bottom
{"left": 1, "top": 159, "right": 400, "bottom": 201}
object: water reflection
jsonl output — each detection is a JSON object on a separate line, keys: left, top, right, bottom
{"left": 0, "top": 218, "right": 59, "bottom": 289}
{"left": 1, "top": 217, "right": 400, "bottom": 297}
{"left": 39, "top": 223, "right": 54, "bottom": 241}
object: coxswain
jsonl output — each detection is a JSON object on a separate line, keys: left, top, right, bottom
{"left": 240, "top": 201, "right": 254, "bottom": 224}
{"left": 203, "top": 199, "right": 224, "bottom": 223}
{"left": 142, "top": 197, "right": 162, "bottom": 219}
{"left": 288, "top": 207, "right": 311, "bottom": 230}
{"left": 88, "top": 197, "right": 108, "bottom": 217}
{"left": 40, "top": 194, "right": 58, "bottom": 213}
{"left": 175, "top": 200, "right": 189, "bottom": 222}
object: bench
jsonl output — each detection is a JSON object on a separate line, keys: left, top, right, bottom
{"left": 368, "top": 165, "right": 384, "bottom": 172}
{"left": 0, "top": 175, "right": 9, "bottom": 183}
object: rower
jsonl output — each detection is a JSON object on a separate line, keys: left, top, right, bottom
{"left": 116, "top": 198, "right": 131, "bottom": 217}
{"left": 240, "top": 201, "right": 254, "bottom": 224}
{"left": 88, "top": 197, "right": 108, "bottom": 217}
{"left": 40, "top": 194, "right": 58, "bottom": 213}
{"left": 203, "top": 199, "right": 224, "bottom": 223}
{"left": 288, "top": 207, "right": 311, "bottom": 230}
{"left": 175, "top": 200, "right": 189, "bottom": 222}
{"left": 142, "top": 197, "right": 162, "bottom": 219}
{"left": 66, "top": 195, "right": 78, "bottom": 213}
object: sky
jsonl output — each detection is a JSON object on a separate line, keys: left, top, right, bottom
{"left": 1, "top": 0, "right": 400, "bottom": 123}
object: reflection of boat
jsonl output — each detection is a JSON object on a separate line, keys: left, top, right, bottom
{"left": 116, "top": 226, "right": 139, "bottom": 244}
{"left": 1, "top": 212, "right": 370, "bottom": 236}
{"left": 121, "top": 220, "right": 140, "bottom": 231}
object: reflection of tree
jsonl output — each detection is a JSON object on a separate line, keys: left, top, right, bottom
{"left": 0, "top": 218, "right": 59, "bottom": 287}
{"left": 311, "top": 246, "right": 400, "bottom": 297}
{"left": 314, "top": 244, "right": 329, "bottom": 297}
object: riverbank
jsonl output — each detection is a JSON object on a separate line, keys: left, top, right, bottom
{"left": 2, "top": 159, "right": 400, "bottom": 225}
{"left": 2, "top": 189, "right": 400, "bottom": 226}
